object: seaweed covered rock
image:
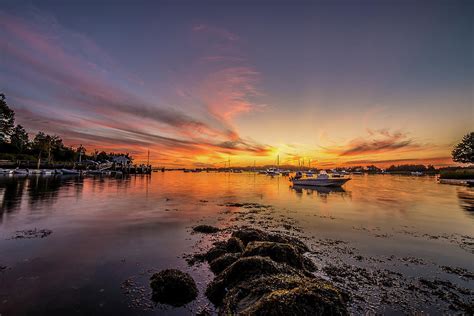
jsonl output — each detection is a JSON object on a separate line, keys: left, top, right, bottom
{"left": 205, "top": 245, "right": 228, "bottom": 262}
{"left": 150, "top": 269, "right": 198, "bottom": 306}
{"left": 206, "top": 256, "right": 306, "bottom": 304}
{"left": 226, "top": 237, "right": 245, "bottom": 253}
{"left": 195, "top": 228, "right": 346, "bottom": 314}
{"left": 243, "top": 241, "right": 306, "bottom": 270}
{"left": 232, "top": 228, "right": 309, "bottom": 253}
{"left": 193, "top": 225, "right": 220, "bottom": 234}
{"left": 221, "top": 274, "right": 348, "bottom": 315}
{"left": 209, "top": 253, "right": 241, "bottom": 274}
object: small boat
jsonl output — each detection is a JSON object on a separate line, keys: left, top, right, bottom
{"left": 28, "top": 169, "right": 42, "bottom": 175}
{"left": 61, "top": 169, "right": 80, "bottom": 175}
{"left": 305, "top": 170, "right": 314, "bottom": 177}
{"left": 0, "top": 169, "right": 14, "bottom": 175}
{"left": 266, "top": 168, "right": 280, "bottom": 176}
{"left": 258, "top": 170, "right": 267, "bottom": 174}
{"left": 411, "top": 171, "right": 424, "bottom": 176}
{"left": 290, "top": 171, "right": 350, "bottom": 187}
{"left": 86, "top": 170, "right": 105, "bottom": 176}
{"left": 280, "top": 170, "right": 291, "bottom": 176}
{"left": 14, "top": 168, "right": 29, "bottom": 175}
{"left": 41, "top": 170, "right": 54, "bottom": 175}
{"left": 351, "top": 171, "right": 363, "bottom": 175}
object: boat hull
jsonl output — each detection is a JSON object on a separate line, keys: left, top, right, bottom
{"left": 291, "top": 178, "right": 350, "bottom": 187}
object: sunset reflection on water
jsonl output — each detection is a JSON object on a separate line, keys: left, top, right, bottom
{"left": 0, "top": 172, "right": 472, "bottom": 315}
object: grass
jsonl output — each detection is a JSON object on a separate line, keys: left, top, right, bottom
{"left": 439, "top": 168, "right": 474, "bottom": 180}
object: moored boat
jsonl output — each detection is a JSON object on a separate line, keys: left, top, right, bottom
{"left": 266, "top": 168, "right": 280, "bottom": 176}
{"left": 290, "top": 171, "right": 350, "bottom": 187}
{"left": 280, "top": 170, "right": 290, "bottom": 176}
{"left": 14, "top": 168, "right": 29, "bottom": 175}
{"left": 0, "top": 169, "right": 14, "bottom": 175}
{"left": 61, "top": 169, "right": 80, "bottom": 175}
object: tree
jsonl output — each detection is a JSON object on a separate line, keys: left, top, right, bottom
{"left": 32, "top": 132, "right": 50, "bottom": 168}
{"left": 10, "top": 125, "right": 29, "bottom": 153}
{"left": 0, "top": 94, "right": 15, "bottom": 143}
{"left": 452, "top": 132, "right": 474, "bottom": 164}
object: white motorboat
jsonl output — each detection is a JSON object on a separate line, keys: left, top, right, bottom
{"left": 28, "top": 169, "right": 42, "bottom": 175}
{"left": 305, "top": 170, "right": 314, "bottom": 177}
{"left": 61, "top": 169, "right": 80, "bottom": 175}
{"left": 0, "top": 169, "right": 14, "bottom": 175}
{"left": 14, "top": 168, "right": 29, "bottom": 175}
{"left": 41, "top": 170, "right": 54, "bottom": 175}
{"left": 290, "top": 171, "right": 350, "bottom": 187}
{"left": 266, "top": 168, "right": 280, "bottom": 176}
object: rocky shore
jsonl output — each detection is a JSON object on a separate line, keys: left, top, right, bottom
{"left": 117, "top": 200, "right": 473, "bottom": 314}
{"left": 155, "top": 227, "right": 348, "bottom": 315}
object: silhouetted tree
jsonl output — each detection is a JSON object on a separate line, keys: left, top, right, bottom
{"left": 0, "top": 94, "right": 15, "bottom": 143}
{"left": 452, "top": 132, "right": 474, "bottom": 164}
{"left": 32, "top": 132, "right": 50, "bottom": 168}
{"left": 10, "top": 125, "right": 29, "bottom": 153}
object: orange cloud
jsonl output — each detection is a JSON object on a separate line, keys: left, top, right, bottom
{"left": 323, "top": 129, "right": 420, "bottom": 157}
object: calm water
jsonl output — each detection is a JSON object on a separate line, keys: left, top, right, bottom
{"left": 0, "top": 172, "right": 473, "bottom": 315}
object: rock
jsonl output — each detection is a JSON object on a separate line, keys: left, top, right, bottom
{"left": 232, "top": 228, "right": 268, "bottom": 245}
{"left": 302, "top": 256, "right": 318, "bottom": 272}
{"left": 150, "top": 269, "right": 198, "bottom": 306}
{"left": 193, "top": 225, "right": 220, "bottom": 234}
{"left": 209, "top": 253, "right": 241, "bottom": 274}
{"left": 221, "top": 274, "right": 348, "bottom": 315}
{"left": 205, "top": 256, "right": 306, "bottom": 305}
{"left": 194, "top": 228, "right": 346, "bottom": 314}
{"left": 243, "top": 241, "right": 307, "bottom": 270}
{"left": 205, "top": 246, "right": 228, "bottom": 262}
{"left": 232, "top": 228, "right": 309, "bottom": 253}
{"left": 226, "top": 237, "right": 245, "bottom": 253}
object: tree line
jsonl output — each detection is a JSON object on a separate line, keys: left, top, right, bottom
{"left": 0, "top": 94, "right": 131, "bottom": 165}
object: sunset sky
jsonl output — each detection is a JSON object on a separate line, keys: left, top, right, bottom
{"left": 1, "top": 0, "right": 472, "bottom": 168}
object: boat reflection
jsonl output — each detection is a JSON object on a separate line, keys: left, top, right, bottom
{"left": 290, "top": 184, "right": 350, "bottom": 199}
{"left": 457, "top": 188, "right": 474, "bottom": 216}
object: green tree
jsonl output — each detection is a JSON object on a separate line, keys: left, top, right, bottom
{"left": 0, "top": 94, "right": 15, "bottom": 143}
{"left": 452, "top": 132, "right": 474, "bottom": 164}
{"left": 10, "top": 125, "right": 29, "bottom": 153}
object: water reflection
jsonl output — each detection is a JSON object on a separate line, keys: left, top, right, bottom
{"left": 290, "top": 184, "right": 350, "bottom": 201}
{"left": 0, "top": 175, "right": 87, "bottom": 219}
{"left": 457, "top": 188, "right": 474, "bottom": 216}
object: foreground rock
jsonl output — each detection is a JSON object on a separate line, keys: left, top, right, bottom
{"left": 150, "top": 269, "right": 198, "bottom": 306}
{"left": 193, "top": 225, "right": 220, "bottom": 234}
{"left": 243, "top": 241, "right": 310, "bottom": 270}
{"left": 9, "top": 228, "right": 52, "bottom": 239}
{"left": 222, "top": 274, "right": 348, "bottom": 315}
{"left": 232, "top": 227, "right": 309, "bottom": 253}
{"left": 198, "top": 228, "right": 348, "bottom": 315}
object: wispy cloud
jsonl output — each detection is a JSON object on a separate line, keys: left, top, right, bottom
{"left": 1, "top": 10, "right": 272, "bottom": 164}
{"left": 323, "top": 129, "right": 420, "bottom": 157}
